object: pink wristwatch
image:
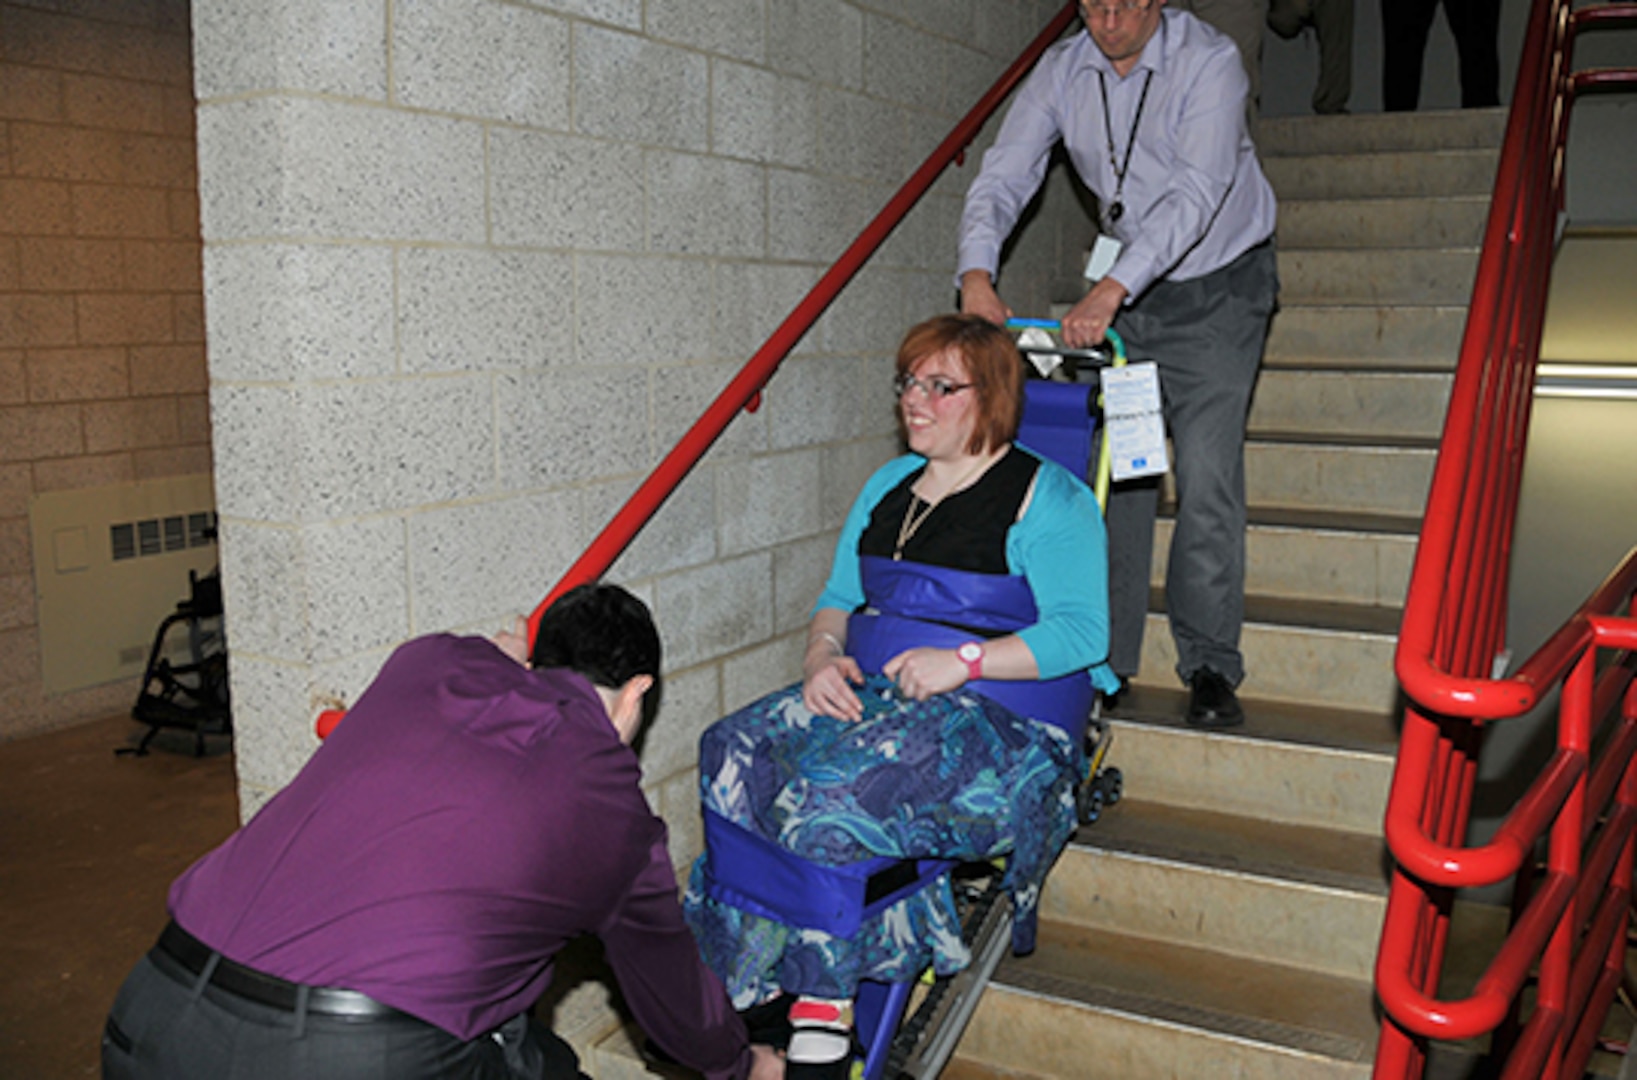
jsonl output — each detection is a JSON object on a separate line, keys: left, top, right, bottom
{"left": 957, "top": 641, "right": 984, "bottom": 681}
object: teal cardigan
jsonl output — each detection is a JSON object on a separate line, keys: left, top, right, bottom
{"left": 814, "top": 449, "right": 1121, "bottom": 692}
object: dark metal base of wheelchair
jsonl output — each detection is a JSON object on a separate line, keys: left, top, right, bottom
{"left": 119, "top": 694, "right": 231, "bottom": 758}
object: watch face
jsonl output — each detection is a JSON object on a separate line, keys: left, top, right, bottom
{"left": 959, "top": 642, "right": 982, "bottom": 662}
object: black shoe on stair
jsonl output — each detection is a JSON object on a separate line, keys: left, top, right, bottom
{"left": 1186, "top": 669, "right": 1245, "bottom": 729}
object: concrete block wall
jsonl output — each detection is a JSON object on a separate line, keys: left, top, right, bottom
{"left": 191, "top": 0, "right": 1092, "bottom": 841}
{"left": 0, "top": 0, "right": 209, "bottom": 740}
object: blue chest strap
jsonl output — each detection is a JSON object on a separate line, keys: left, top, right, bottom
{"left": 846, "top": 556, "right": 1091, "bottom": 746}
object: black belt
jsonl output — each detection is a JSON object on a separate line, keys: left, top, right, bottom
{"left": 155, "top": 920, "right": 406, "bottom": 1021}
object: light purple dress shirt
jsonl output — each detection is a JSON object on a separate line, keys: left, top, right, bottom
{"left": 169, "top": 634, "right": 751, "bottom": 1080}
{"left": 957, "top": 10, "right": 1277, "bottom": 300}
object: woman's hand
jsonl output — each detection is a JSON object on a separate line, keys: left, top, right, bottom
{"left": 882, "top": 646, "right": 969, "bottom": 701}
{"left": 802, "top": 652, "right": 865, "bottom": 721}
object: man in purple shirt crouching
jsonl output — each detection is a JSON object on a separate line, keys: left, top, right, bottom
{"left": 101, "top": 583, "right": 783, "bottom": 1080}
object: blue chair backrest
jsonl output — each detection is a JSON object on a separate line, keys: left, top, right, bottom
{"left": 1017, "top": 380, "right": 1098, "bottom": 485}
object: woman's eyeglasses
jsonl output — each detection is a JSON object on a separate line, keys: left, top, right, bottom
{"left": 894, "top": 373, "right": 973, "bottom": 399}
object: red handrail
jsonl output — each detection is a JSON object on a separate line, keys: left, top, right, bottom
{"left": 525, "top": 2, "right": 1081, "bottom": 642}
{"left": 1373, "top": 2, "right": 1637, "bottom": 1077}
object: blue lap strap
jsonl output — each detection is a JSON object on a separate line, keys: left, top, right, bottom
{"left": 847, "top": 557, "right": 1093, "bottom": 746}
{"left": 702, "top": 810, "right": 954, "bottom": 937}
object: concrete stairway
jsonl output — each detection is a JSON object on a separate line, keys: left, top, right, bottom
{"left": 949, "top": 108, "right": 1507, "bottom": 1078}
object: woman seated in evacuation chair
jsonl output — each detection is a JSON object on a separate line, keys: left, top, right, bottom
{"left": 684, "top": 313, "right": 1120, "bottom": 1080}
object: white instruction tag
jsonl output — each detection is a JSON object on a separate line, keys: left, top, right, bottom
{"left": 1084, "top": 235, "right": 1123, "bottom": 282}
{"left": 1015, "top": 327, "right": 1061, "bottom": 377}
{"left": 1099, "top": 361, "right": 1168, "bottom": 481}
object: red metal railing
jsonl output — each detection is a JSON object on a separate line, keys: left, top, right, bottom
{"left": 525, "top": 2, "right": 1081, "bottom": 641}
{"left": 1373, "top": 2, "right": 1637, "bottom": 1077}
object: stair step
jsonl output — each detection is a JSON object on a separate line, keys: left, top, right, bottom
{"left": 1259, "top": 107, "right": 1507, "bottom": 156}
{"left": 960, "top": 923, "right": 1375, "bottom": 1078}
{"left": 1102, "top": 684, "right": 1398, "bottom": 829}
{"left": 1251, "top": 367, "right": 1453, "bottom": 440}
{"left": 1245, "top": 436, "right": 1437, "bottom": 516}
{"left": 1155, "top": 514, "right": 1418, "bottom": 606}
{"left": 1278, "top": 247, "right": 1479, "bottom": 306}
{"left": 1265, "top": 303, "right": 1466, "bottom": 369}
{"left": 1049, "top": 802, "right": 1388, "bottom": 977}
{"left": 1078, "top": 799, "right": 1389, "bottom": 902}
{"left": 1278, "top": 195, "right": 1490, "bottom": 250}
{"left": 1265, "top": 148, "right": 1499, "bottom": 201}
{"left": 1138, "top": 605, "right": 1400, "bottom": 712}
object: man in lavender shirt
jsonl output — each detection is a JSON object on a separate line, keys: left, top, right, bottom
{"left": 959, "top": 0, "right": 1279, "bottom": 729}
{"left": 102, "top": 584, "right": 783, "bottom": 1080}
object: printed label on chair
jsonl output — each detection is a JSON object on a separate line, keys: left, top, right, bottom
{"left": 1099, "top": 362, "right": 1169, "bottom": 481}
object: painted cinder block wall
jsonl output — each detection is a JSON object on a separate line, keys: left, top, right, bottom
{"left": 192, "top": 0, "right": 1093, "bottom": 837}
{"left": 0, "top": 0, "right": 210, "bottom": 740}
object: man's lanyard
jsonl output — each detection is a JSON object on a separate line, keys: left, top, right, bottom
{"left": 1096, "top": 68, "right": 1154, "bottom": 229}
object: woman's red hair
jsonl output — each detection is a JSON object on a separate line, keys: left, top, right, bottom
{"left": 895, "top": 314, "right": 1025, "bottom": 455}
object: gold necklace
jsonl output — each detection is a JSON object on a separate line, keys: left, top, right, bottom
{"left": 892, "top": 455, "right": 995, "bottom": 560}
{"left": 893, "top": 495, "right": 937, "bottom": 560}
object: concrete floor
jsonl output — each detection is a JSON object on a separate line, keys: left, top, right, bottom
{"left": 0, "top": 713, "right": 238, "bottom": 1079}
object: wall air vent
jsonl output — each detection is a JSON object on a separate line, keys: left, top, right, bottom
{"left": 110, "top": 511, "right": 217, "bottom": 562}
{"left": 30, "top": 474, "right": 220, "bottom": 695}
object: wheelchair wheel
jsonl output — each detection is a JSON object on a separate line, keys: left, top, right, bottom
{"left": 1099, "top": 766, "right": 1123, "bottom": 807}
{"left": 1076, "top": 781, "right": 1104, "bottom": 825}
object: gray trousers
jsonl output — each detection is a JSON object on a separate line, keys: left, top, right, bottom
{"left": 1104, "top": 241, "right": 1278, "bottom": 687}
{"left": 1268, "top": 0, "right": 1355, "bottom": 114}
{"left": 102, "top": 950, "right": 586, "bottom": 1080}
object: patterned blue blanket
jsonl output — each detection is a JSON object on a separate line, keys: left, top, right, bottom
{"left": 684, "top": 675, "right": 1083, "bottom": 1005}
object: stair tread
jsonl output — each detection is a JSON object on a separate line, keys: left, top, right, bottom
{"left": 1105, "top": 683, "right": 1402, "bottom": 752}
{"left": 1161, "top": 497, "right": 1428, "bottom": 536}
{"left": 1143, "top": 586, "right": 1403, "bottom": 636}
{"left": 1072, "top": 799, "right": 1390, "bottom": 896}
{"left": 994, "top": 921, "right": 1379, "bottom": 1061}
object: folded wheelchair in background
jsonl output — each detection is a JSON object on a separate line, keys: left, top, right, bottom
{"left": 122, "top": 568, "right": 231, "bottom": 757}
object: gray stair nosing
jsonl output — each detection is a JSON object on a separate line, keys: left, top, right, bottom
{"left": 1277, "top": 244, "right": 1483, "bottom": 256}
{"left": 1278, "top": 193, "right": 1491, "bottom": 207}
{"left": 1247, "top": 429, "right": 1443, "bottom": 450}
{"left": 1259, "top": 360, "right": 1459, "bottom": 376}
{"left": 1235, "top": 507, "right": 1423, "bottom": 536}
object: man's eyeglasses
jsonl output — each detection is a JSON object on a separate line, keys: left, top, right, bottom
{"left": 894, "top": 373, "right": 973, "bottom": 400}
{"left": 1082, "top": 0, "right": 1153, "bottom": 18}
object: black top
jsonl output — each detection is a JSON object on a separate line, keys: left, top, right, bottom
{"left": 859, "top": 446, "right": 1038, "bottom": 574}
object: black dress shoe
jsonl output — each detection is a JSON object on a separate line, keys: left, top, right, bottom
{"left": 1186, "top": 669, "right": 1245, "bottom": 729}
